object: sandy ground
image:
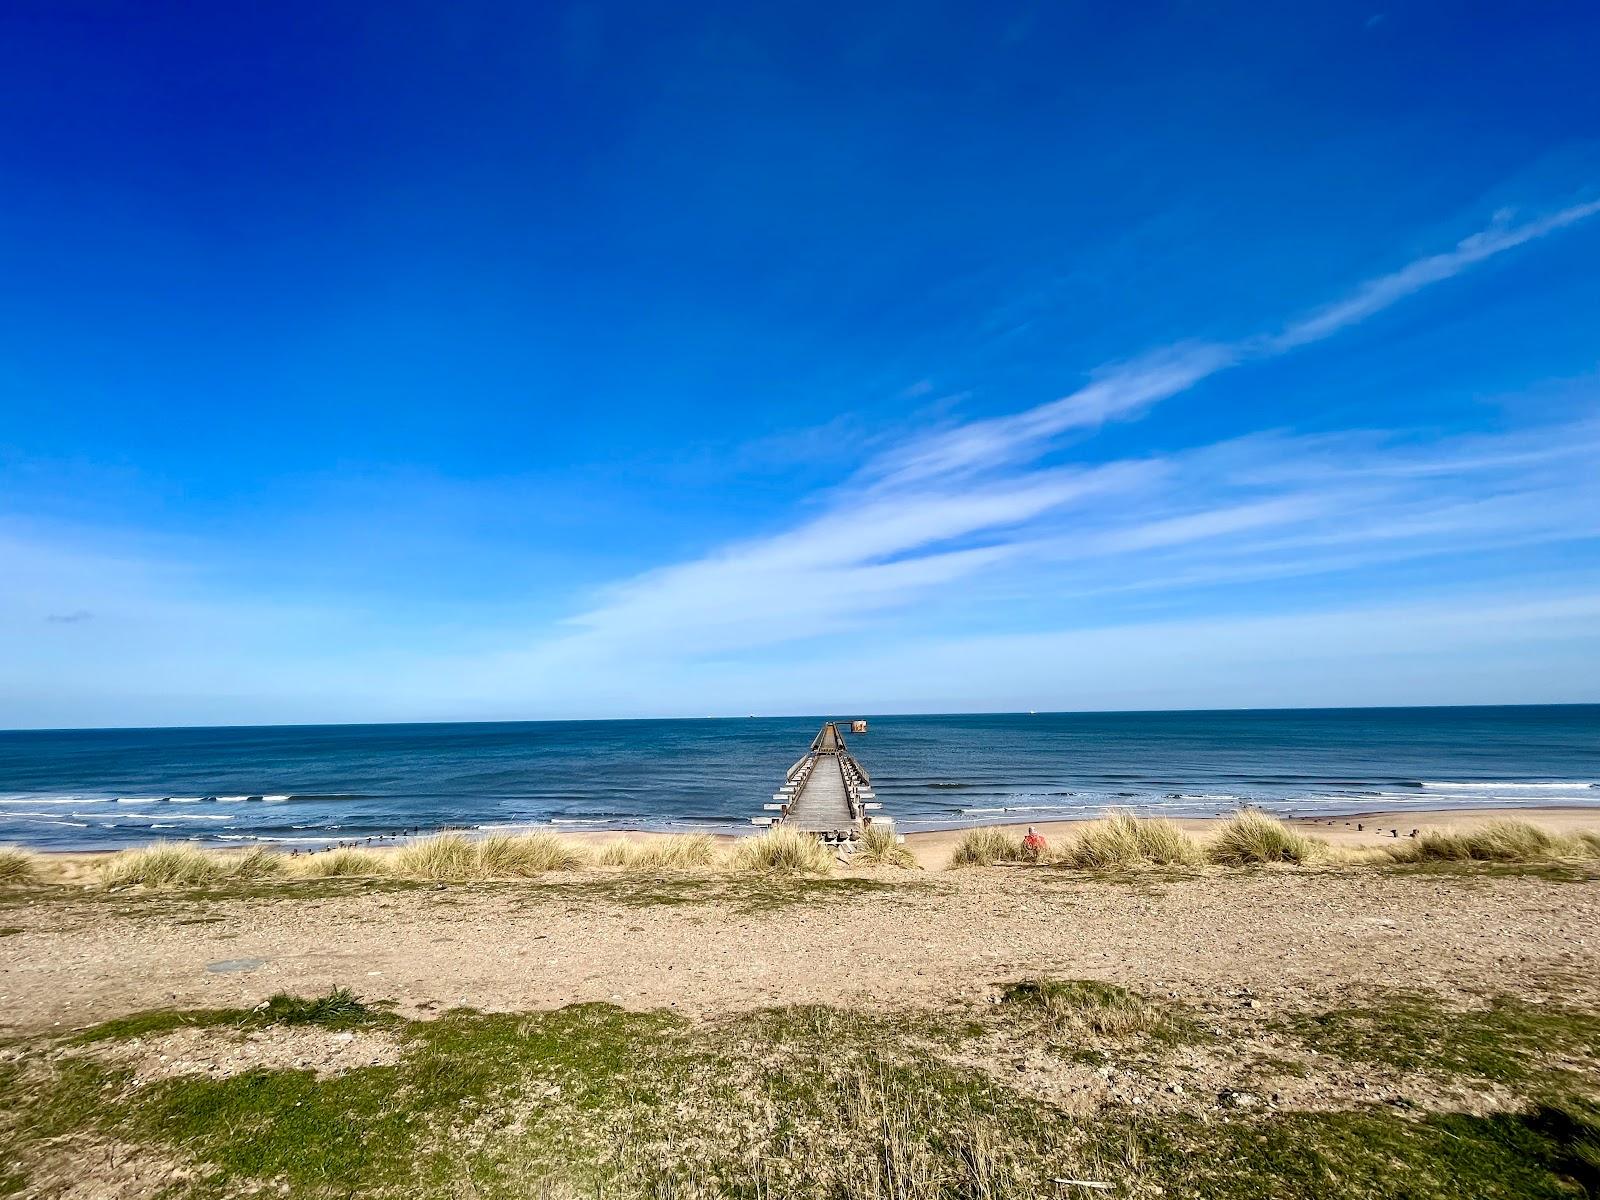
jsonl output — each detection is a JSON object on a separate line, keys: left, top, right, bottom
{"left": 4, "top": 807, "right": 1596, "bottom": 1039}
{"left": 2, "top": 854, "right": 1597, "bottom": 1037}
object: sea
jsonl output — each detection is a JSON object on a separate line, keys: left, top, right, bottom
{"left": 1, "top": 705, "right": 1595, "bottom": 852}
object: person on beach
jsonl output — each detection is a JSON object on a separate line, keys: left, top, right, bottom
{"left": 1021, "top": 826, "right": 1048, "bottom": 862}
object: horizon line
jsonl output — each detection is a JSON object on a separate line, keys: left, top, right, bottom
{"left": 4, "top": 699, "right": 1596, "bottom": 736}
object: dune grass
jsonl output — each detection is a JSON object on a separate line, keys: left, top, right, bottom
{"left": 297, "top": 847, "right": 390, "bottom": 878}
{"left": 39, "top": 814, "right": 1600, "bottom": 893}
{"left": 947, "top": 827, "right": 1024, "bottom": 867}
{"left": 1386, "top": 820, "right": 1600, "bottom": 865}
{"left": 597, "top": 834, "right": 717, "bottom": 871}
{"left": 1206, "top": 810, "right": 1321, "bottom": 866}
{"left": 730, "top": 826, "right": 836, "bottom": 872}
{"left": 227, "top": 846, "right": 288, "bottom": 880}
{"left": 1063, "top": 811, "right": 1202, "bottom": 869}
{"left": 326, "top": 832, "right": 594, "bottom": 881}
{"left": 0, "top": 846, "right": 37, "bottom": 885}
{"left": 99, "top": 842, "right": 226, "bottom": 887}
{"left": 393, "top": 833, "right": 480, "bottom": 879}
{"left": 479, "top": 831, "right": 592, "bottom": 874}
{"left": 852, "top": 824, "right": 918, "bottom": 868}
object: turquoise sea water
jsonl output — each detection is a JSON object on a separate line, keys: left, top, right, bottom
{"left": 1, "top": 706, "right": 1595, "bottom": 851}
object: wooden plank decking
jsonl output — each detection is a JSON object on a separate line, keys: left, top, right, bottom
{"left": 761, "top": 721, "right": 878, "bottom": 838}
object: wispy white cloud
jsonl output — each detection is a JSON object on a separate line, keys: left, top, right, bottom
{"left": 4, "top": 196, "right": 1597, "bottom": 725}
{"left": 871, "top": 200, "right": 1600, "bottom": 489}
{"left": 1267, "top": 200, "right": 1600, "bottom": 350}
{"left": 540, "top": 200, "right": 1600, "bottom": 667}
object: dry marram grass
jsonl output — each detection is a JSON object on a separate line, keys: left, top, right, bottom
{"left": 1386, "top": 819, "right": 1600, "bottom": 864}
{"left": 11, "top": 814, "right": 1600, "bottom": 892}
{"left": 1206, "top": 810, "right": 1321, "bottom": 866}
{"left": 948, "top": 828, "right": 1023, "bottom": 868}
{"left": 1062, "top": 812, "right": 1201, "bottom": 869}
{"left": 99, "top": 843, "right": 225, "bottom": 887}
{"left": 730, "top": 826, "right": 836, "bottom": 872}
{"left": 598, "top": 835, "right": 717, "bottom": 870}
{"left": 852, "top": 824, "right": 918, "bottom": 869}
{"left": 0, "top": 845, "right": 37, "bottom": 885}
{"left": 298, "top": 848, "right": 391, "bottom": 878}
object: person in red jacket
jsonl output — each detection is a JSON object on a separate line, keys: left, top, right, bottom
{"left": 1021, "top": 825, "right": 1048, "bottom": 862}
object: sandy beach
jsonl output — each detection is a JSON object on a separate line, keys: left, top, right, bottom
{"left": 3, "top": 804, "right": 1598, "bottom": 1030}
{"left": 5, "top": 802, "right": 1600, "bottom": 1198}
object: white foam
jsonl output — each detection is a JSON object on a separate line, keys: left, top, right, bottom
{"left": 105, "top": 811, "right": 234, "bottom": 822}
{"left": 1421, "top": 781, "right": 1595, "bottom": 790}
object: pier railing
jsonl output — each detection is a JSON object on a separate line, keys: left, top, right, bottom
{"left": 755, "top": 721, "right": 886, "bottom": 843}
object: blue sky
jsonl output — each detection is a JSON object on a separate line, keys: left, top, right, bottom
{"left": 3, "top": 1, "right": 1599, "bottom": 727}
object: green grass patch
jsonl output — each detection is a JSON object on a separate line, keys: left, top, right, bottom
{"left": 6, "top": 993, "right": 1600, "bottom": 1199}
{"left": 71, "top": 987, "right": 390, "bottom": 1045}
{"left": 1285, "top": 991, "right": 1600, "bottom": 1085}
{"left": 1123, "top": 1103, "right": 1600, "bottom": 1199}
{"left": 1383, "top": 859, "right": 1600, "bottom": 884}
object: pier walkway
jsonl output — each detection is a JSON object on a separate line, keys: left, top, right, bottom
{"left": 758, "top": 721, "right": 882, "bottom": 841}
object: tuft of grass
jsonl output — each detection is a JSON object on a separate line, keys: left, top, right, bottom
{"left": 0, "top": 846, "right": 38, "bottom": 885}
{"left": 1206, "top": 810, "right": 1320, "bottom": 866}
{"left": 1387, "top": 820, "right": 1599, "bottom": 865}
{"left": 597, "top": 835, "right": 717, "bottom": 871}
{"left": 1064, "top": 812, "right": 1201, "bottom": 869}
{"left": 729, "top": 826, "right": 836, "bottom": 873}
{"left": 73, "top": 988, "right": 386, "bottom": 1045}
{"left": 297, "top": 848, "right": 390, "bottom": 878}
{"left": 947, "top": 827, "right": 1023, "bottom": 867}
{"left": 99, "top": 842, "right": 224, "bottom": 887}
{"left": 225, "top": 846, "right": 287, "bottom": 880}
{"left": 393, "top": 833, "right": 479, "bottom": 880}
{"left": 257, "top": 986, "right": 377, "bottom": 1028}
{"left": 478, "top": 832, "right": 591, "bottom": 875}
{"left": 853, "top": 824, "right": 919, "bottom": 869}
{"left": 1000, "top": 977, "right": 1199, "bottom": 1042}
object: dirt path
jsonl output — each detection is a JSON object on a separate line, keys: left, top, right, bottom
{"left": 3, "top": 866, "right": 1597, "bottom": 1034}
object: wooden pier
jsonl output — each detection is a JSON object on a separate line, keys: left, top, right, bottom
{"left": 756, "top": 721, "right": 884, "bottom": 844}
